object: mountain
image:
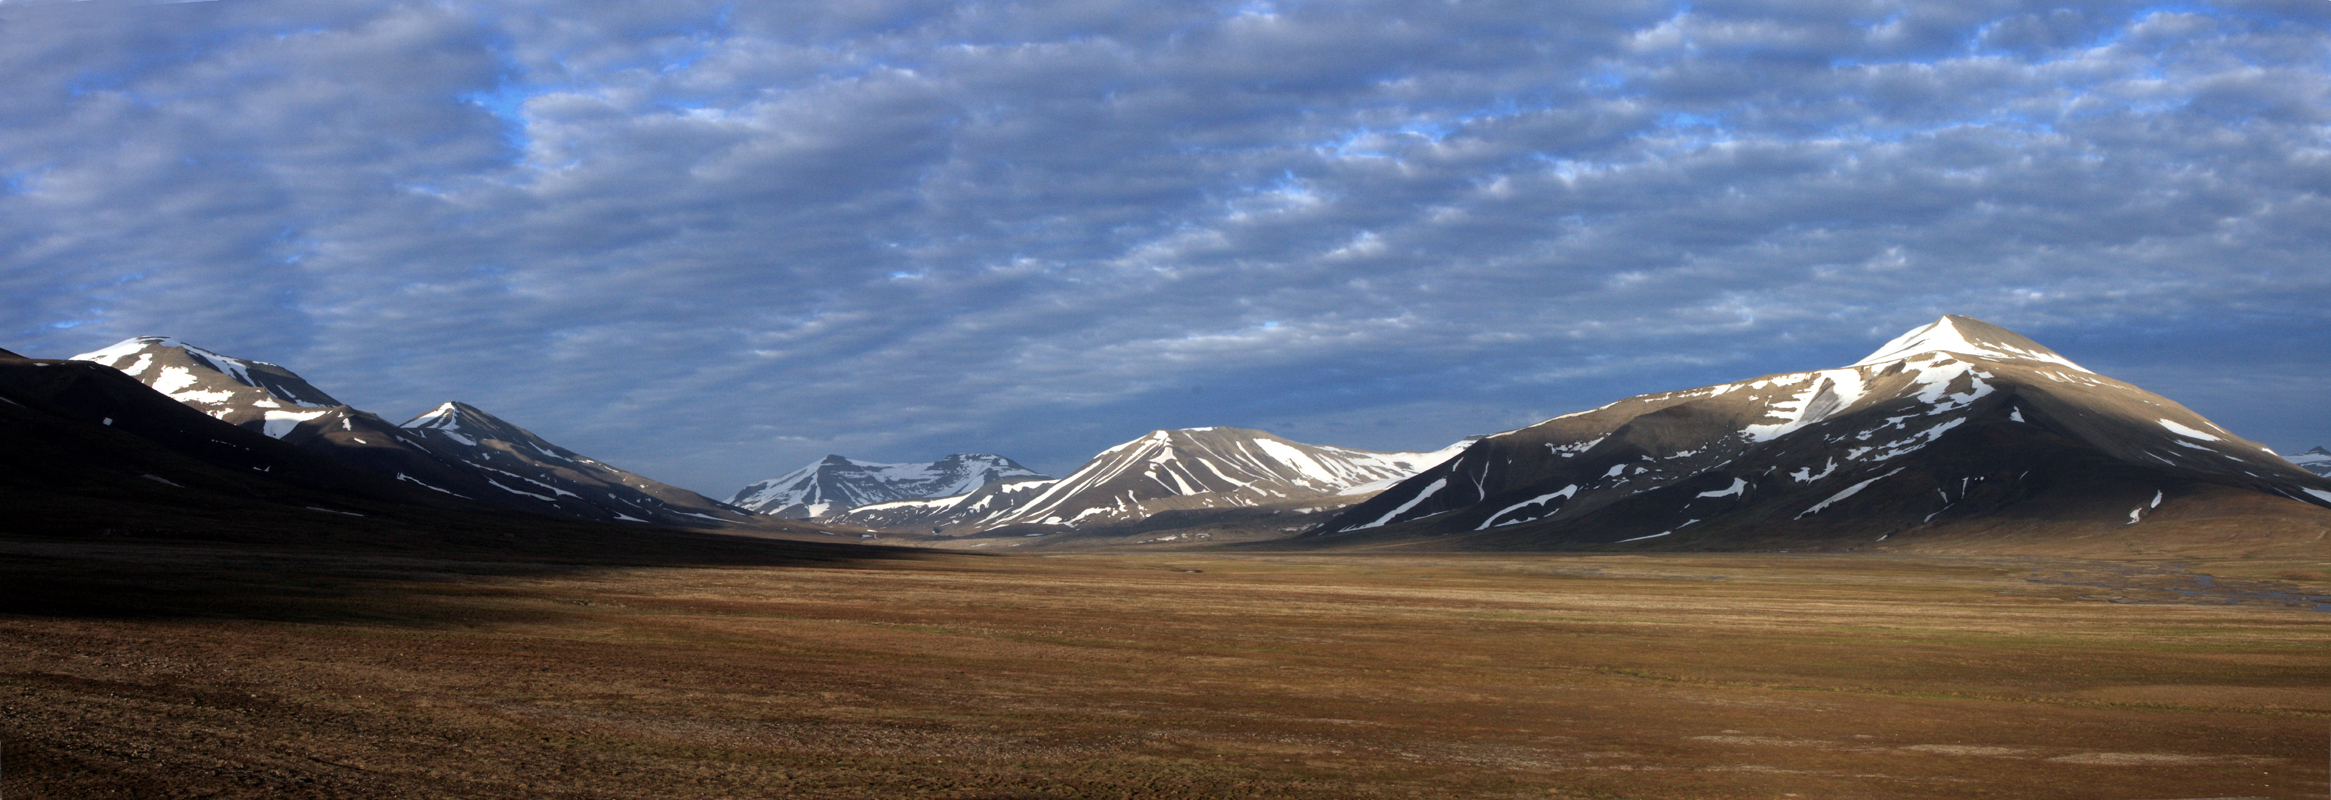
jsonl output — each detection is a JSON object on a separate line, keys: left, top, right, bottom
{"left": 2288, "top": 447, "right": 2331, "bottom": 478}
{"left": 71, "top": 336, "right": 343, "bottom": 437}
{"left": 833, "top": 428, "right": 1467, "bottom": 535}
{"left": 0, "top": 347, "right": 878, "bottom": 562}
{"left": 0, "top": 348, "right": 468, "bottom": 520}
{"left": 1312, "top": 315, "right": 2331, "bottom": 551}
{"left": 72, "top": 337, "right": 750, "bottom": 528}
{"left": 729, "top": 453, "right": 1048, "bottom": 518}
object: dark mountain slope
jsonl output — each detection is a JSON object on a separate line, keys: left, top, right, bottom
{"left": 401, "top": 401, "right": 755, "bottom": 526}
{"left": 0, "top": 351, "right": 460, "bottom": 512}
{"left": 0, "top": 350, "right": 875, "bottom": 565}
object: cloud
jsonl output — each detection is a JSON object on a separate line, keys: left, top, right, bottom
{"left": 4, "top": 0, "right": 2327, "bottom": 492}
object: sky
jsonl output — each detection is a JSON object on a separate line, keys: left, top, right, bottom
{"left": 3, "top": 0, "right": 2327, "bottom": 496}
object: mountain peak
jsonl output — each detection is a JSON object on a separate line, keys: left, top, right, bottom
{"left": 399, "top": 400, "right": 576, "bottom": 455}
{"left": 1851, "top": 315, "right": 2089, "bottom": 373}
{"left": 70, "top": 335, "right": 343, "bottom": 438}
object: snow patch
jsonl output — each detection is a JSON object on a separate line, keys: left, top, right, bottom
{"left": 2158, "top": 419, "right": 2221, "bottom": 442}
{"left": 262, "top": 409, "right": 329, "bottom": 438}
{"left": 1796, "top": 468, "right": 1906, "bottom": 519}
{"left": 1615, "top": 531, "right": 1670, "bottom": 543}
{"left": 1547, "top": 437, "right": 1604, "bottom": 457}
{"left": 1790, "top": 460, "right": 1837, "bottom": 483}
{"left": 1478, "top": 485, "right": 1580, "bottom": 530}
{"left": 1348, "top": 477, "right": 1446, "bottom": 531}
{"left": 395, "top": 473, "right": 466, "bottom": 497}
{"left": 1742, "top": 369, "right": 1868, "bottom": 442}
{"left": 1697, "top": 478, "right": 1747, "bottom": 498}
{"left": 72, "top": 337, "right": 174, "bottom": 364}
{"left": 149, "top": 367, "right": 199, "bottom": 396}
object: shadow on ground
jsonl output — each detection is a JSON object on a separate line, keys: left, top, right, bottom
{"left": 0, "top": 486, "right": 928, "bottom": 625}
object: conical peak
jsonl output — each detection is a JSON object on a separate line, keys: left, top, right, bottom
{"left": 404, "top": 400, "right": 506, "bottom": 432}
{"left": 1851, "top": 315, "right": 2090, "bottom": 373}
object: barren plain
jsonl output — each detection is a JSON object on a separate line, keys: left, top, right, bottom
{"left": 1, "top": 541, "right": 2325, "bottom": 799}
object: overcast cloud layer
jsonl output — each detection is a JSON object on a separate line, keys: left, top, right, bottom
{"left": 4, "top": 0, "right": 2327, "bottom": 493}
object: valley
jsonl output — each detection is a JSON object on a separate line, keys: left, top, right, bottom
{"left": 1, "top": 539, "right": 2324, "bottom": 799}
{"left": 8, "top": 317, "right": 2330, "bottom": 797}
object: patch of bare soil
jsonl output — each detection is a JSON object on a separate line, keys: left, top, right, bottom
{"left": 0, "top": 543, "right": 2323, "bottom": 798}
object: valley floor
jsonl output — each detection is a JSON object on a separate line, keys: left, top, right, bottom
{"left": 0, "top": 541, "right": 2325, "bottom": 798}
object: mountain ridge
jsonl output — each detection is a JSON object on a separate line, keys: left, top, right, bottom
{"left": 72, "top": 337, "right": 751, "bottom": 528}
{"left": 828, "top": 427, "right": 1468, "bottom": 537}
{"left": 730, "top": 453, "right": 1049, "bottom": 519}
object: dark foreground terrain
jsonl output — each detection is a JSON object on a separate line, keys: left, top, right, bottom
{"left": 0, "top": 539, "right": 2325, "bottom": 799}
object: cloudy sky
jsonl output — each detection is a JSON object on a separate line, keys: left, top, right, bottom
{"left": 4, "top": 0, "right": 2327, "bottom": 495}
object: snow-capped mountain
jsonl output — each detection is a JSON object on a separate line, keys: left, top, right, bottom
{"left": 2, "top": 346, "right": 469, "bottom": 514}
{"left": 834, "top": 428, "right": 1466, "bottom": 533}
{"left": 729, "top": 453, "right": 1048, "bottom": 518}
{"left": 2289, "top": 446, "right": 2331, "bottom": 478}
{"left": 828, "top": 477, "right": 1060, "bottom": 532}
{"left": 1315, "top": 315, "right": 2331, "bottom": 547}
{"left": 70, "top": 337, "right": 515, "bottom": 505}
{"left": 73, "top": 336, "right": 343, "bottom": 438}
{"left": 71, "top": 336, "right": 748, "bottom": 528}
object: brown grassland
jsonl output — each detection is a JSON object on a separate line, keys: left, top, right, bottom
{"left": 0, "top": 540, "right": 2325, "bottom": 799}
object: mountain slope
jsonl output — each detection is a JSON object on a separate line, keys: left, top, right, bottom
{"left": 1313, "top": 315, "right": 2331, "bottom": 550}
{"left": 401, "top": 401, "right": 753, "bottom": 526}
{"left": 730, "top": 454, "right": 1048, "bottom": 518}
{"left": 0, "top": 349, "right": 471, "bottom": 517}
{"left": 71, "top": 337, "right": 748, "bottom": 528}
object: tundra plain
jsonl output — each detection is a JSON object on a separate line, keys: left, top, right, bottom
{"left": 0, "top": 541, "right": 2325, "bottom": 799}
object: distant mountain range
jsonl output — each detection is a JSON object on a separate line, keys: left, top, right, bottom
{"left": 71, "top": 336, "right": 750, "bottom": 528}
{"left": 824, "top": 428, "right": 1470, "bottom": 537}
{"left": 729, "top": 454, "right": 1048, "bottom": 518}
{"left": 1309, "top": 316, "right": 2331, "bottom": 549}
{"left": 2289, "top": 447, "right": 2331, "bottom": 478}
